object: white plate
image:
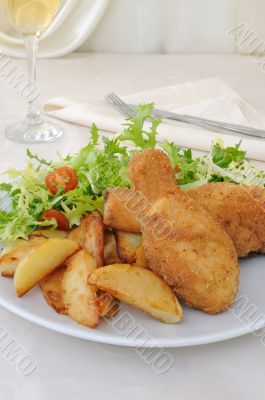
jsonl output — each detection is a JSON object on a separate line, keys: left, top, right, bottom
{"left": 0, "top": 256, "right": 264, "bottom": 347}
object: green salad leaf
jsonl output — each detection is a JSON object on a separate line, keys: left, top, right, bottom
{"left": 0, "top": 104, "right": 264, "bottom": 243}
{"left": 118, "top": 103, "right": 160, "bottom": 149}
{"left": 211, "top": 141, "right": 246, "bottom": 168}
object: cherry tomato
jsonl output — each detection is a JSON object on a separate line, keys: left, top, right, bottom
{"left": 42, "top": 209, "right": 69, "bottom": 230}
{"left": 45, "top": 167, "right": 78, "bottom": 195}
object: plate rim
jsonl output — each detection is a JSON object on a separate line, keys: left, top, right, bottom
{"left": 0, "top": 295, "right": 258, "bottom": 348}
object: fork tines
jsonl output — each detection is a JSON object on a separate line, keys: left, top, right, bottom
{"left": 105, "top": 93, "right": 136, "bottom": 117}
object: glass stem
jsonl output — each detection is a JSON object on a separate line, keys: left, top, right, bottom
{"left": 23, "top": 33, "right": 42, "bottom": 125}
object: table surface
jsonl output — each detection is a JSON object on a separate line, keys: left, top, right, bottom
{"left": 0, "top": 53, "right": 265, "bottom": 400}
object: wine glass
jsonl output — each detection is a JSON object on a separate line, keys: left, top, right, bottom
{"left": 2, "top": 0, "right": 64, "bottom": 143}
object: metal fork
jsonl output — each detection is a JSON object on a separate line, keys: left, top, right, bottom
{"left": 105, "top": 92, "right": 226, "bottom": 135}
{"left": 105, "top": 93, "right": 137, "bottom": 118}
{"left": 105, "top": 92, "right": 265, "bottom": 139}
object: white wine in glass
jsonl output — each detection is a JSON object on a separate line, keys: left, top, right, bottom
{"left": 3, "top": 0, "right": 64, "bottom": 142}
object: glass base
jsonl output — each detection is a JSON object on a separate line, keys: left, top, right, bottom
{"left": 5, "top": 120, "right": 64, "bottom": 143}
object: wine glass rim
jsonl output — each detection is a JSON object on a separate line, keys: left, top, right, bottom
{"left": 1, "top": 0, "right": 72, "bottom": 41}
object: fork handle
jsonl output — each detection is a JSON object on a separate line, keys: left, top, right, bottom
{"left": 151, "top": 108, "right": 265, "bottom": 139}
{"left": 127, "top": 104, "right": 265, "bottom": 139}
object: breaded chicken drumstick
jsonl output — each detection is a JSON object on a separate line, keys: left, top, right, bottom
{"left": 128, "top": 149, "right": 239, "bottom": 314}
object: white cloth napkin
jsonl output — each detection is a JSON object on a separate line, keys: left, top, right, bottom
{"left": 43, "top": 77, "right": 265, "bottom": 162}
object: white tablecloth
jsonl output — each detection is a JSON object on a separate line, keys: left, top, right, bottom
{"left": 0, "top": 54, "right": 265, "bottom": 399}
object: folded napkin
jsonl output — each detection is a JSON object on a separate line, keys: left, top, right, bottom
{"left": 43, "top": 77, "right": 265, "bottom": 162}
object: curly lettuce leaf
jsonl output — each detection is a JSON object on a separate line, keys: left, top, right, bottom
{"left": 118, "top": 103, "right": 160, "bottom": 149}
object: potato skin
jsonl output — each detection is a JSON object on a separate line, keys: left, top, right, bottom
{"left": 62, "top": 250, "right": 99, "bottom": 328}
{"left": 40, "top": 266, "right": 66, "bottom": 314}
{"left": 104, "top": 231, "right": 121, "bottom": 265}
{"left": 88, "top": 264, "right": 183, "bottom": 323}
{"left": 68, "top": 212, "right": 104, "bottom": 268}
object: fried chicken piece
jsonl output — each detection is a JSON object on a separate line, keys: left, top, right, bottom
{"left": 129, "top": 148, "right": 176, "bottom": 201}
{"left": 246, "top": 186, "right": 265, "bottom": 253}
{"left": 104, "top": 189, "right": 142, "bottom": 233}
{"left": 188, "top": 183, "right": 265, "bottom": 257}
{"left": 104, "top": 184, "right": 265, "bottom": 258}
{"left": 247, "top": 185, "right": 265, "bottom": 208}
{"left": 104, "top": 151, "right": 175, "bottom": 231}
{"left": 129, "top": 149, "right": 239, "bottom": 314}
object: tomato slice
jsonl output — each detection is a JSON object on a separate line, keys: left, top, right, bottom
{"left": 45, "top": 167, "right": 78, "bottom": 195}
{"left": 42, "top": 209, "right": 69, "bottom": 231}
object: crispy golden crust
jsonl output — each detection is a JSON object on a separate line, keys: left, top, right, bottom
{"left": 104, "top": 189, "right": 142, "bottom": 233}
{"left": 104, "top": 149, "right": 176, "bottom": 232}
{"left": 188, "top": 183, "right": 265, "bottom": 257}
{"left": 247, "top": 185, "right": 265, "bottom": 208}
{"left": 129, "top": 149, "right": 176, "bottom": 201}
{"left": 142, "top": 189, "right": 239, "bottom": 314}
{"left": 103, "top": 184, "right": 265, "bottom": 258}
{"left": 129, "top": 149, "right": 239, "bottom": 314}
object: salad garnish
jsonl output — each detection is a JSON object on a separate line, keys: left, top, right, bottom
{"left": 0, "top": 104, "right": 264, "bottom": 242}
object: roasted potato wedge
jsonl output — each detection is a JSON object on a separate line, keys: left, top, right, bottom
{"left": 39, "top": 266, "right": 66, "bottom": 314}
{"left": 88, "top": 264, "right": 182, "bottom": 323}
{"left": 114, "top": 231, "right": 148, "bottom": 268}
{"left": 29, "top": 230, "right": 68, "bottom": 239}
{"left": 68, "top": 212, "right": 104, "bottom": 268}
{"left": 97, "top": 291, "right": 120, "bottom": 318}
{"left": 62, "top": 249, "right": 99, "bottom": 328}
{"left": 67, "top": 220, "right": 86, "bottom": 247}
{"left": 69, "top": 223, "right": 120, "bottom": 316}
{"left": 0, "top": 237, "right": 46, "bottom": 277}
{"left": 14, "top": 238, "right": 78, "bottom": 297}
{"left": 104, "top": 230, "right": 121, "bottom": 265}
{"left": 114, "top": 231, "right": 142, "bottom": 263}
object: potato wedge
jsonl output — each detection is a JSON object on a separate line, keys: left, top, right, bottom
{"left": 68, "top": 212, "right": 104, "bottom": 268}
{"left": 62, "top": 249, "right": 99, "bottom": 328}
{"left": 114, "top": 231, "right": 142, "bottom": 263}
{"left": 88, "top": 264, "right": 182, "bottom": 323}
{"left": 29, "top": 230, "right": 68, "bottom": 239}
{"left": 84, "top": 212, "right": 104, "bottom": 268}
{"left": 39, "top": 266, "right": 66, "bottom": 314}
{"left": 14, "top": 238, "right": 78, "bottom": 297}
{"left": 0, "top": 237, "right": 46, "bottom": 277}
{"left": 114, "top": 231, "right": 148, "bottom": 268}
{"left": 104, "top": 230, "right": 121, "bottom": 265}
{"left": 67, "top": 222, "right": 86, "bottom": 248}
{"left": 97, "top": 291, "right": 120, "bottom": 318}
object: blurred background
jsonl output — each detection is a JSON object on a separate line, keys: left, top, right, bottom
{"left": 0, "top": 0, "right": 264, "bottom": 57}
